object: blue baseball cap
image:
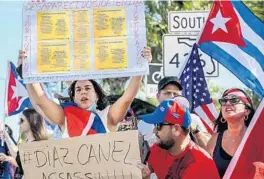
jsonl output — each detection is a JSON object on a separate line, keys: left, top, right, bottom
{"left": 139, "top": 99, "right": 192, "bottom": 129}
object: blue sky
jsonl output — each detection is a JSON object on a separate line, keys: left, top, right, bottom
{"left": 0, "top": 1, "right": 24, "bottom": 140}
{"left": 0, "top": 1, "right": 247, "bottom": 139}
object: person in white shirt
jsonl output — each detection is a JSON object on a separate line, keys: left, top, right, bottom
{"left": 138, "top": 76, "right": 211, "bottom": 149}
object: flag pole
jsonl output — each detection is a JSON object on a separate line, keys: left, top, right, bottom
{"left": 2, "top": 61, "right": 11, "bottom": 146}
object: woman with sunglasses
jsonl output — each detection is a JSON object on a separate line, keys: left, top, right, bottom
{"left": 206, "top": 88, "right": 255, "bottom": 178}
{"left": 12, "top": 109, "right": 48, "bottom": 179}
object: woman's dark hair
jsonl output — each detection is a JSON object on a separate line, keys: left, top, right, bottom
{"left": 22, "top": 109, "right": 48, "bottom": 141}
{"left": 214, "top": 88, "right": 255, "bottom": 133}
{"left": 68, "top": 80, "right": 109, "bottom": 110}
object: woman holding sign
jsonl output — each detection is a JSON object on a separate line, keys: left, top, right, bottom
{"left": 206, "top": 88, "right": 255, "bottom": 178}
{"left": 18, "top": 47, "right": 152, "bottom": 138}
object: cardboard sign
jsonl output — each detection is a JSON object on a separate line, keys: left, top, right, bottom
{"left": 19, "top": 131, "right": 141, "bottom": 179}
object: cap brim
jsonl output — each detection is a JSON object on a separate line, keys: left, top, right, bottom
{"left": 138, "top": 113, "right": 164, "bottom": 124}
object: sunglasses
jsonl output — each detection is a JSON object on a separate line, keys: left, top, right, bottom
{"left": 218, "top": 97, "right": 242, "bottom": 106}
{"left": 154, "top": 123, "right": 174, "bottom": 131}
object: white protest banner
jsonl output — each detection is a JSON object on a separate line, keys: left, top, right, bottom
{"left": 19, "top": 130, "right": 141, "bottom": 179}
{"left": 22, "top": 1, "right": 148, "bottom": 83}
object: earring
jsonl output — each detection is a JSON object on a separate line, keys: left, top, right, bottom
{"left": 220, "top": 118, "right": 226, "bottom": 123}
{"left": 244, "top": 115, "right": 248, "bottom": 121}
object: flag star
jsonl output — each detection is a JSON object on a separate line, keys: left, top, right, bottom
{"left": 196, "top": 89, "right": 199, "bottom": 93}
{"left": 193, "top": 68, "right": 197, "bottom": 72}
{"left": 193, "top": 59, "right": 196, "bottom": 64}
{"left": 201, "top": 98, "right": 204, "bottom": 102}
{"left": 193, "top": 77, "right": 197, "bottom": 81}
{"left": 210, "top": 9, "right": 231, "bottom": 33}
{"left": 200, "top": 78, "right": 204, "bottom": 81}
{"left": 187, "top": 67, "right": 190, "bottom": 72}
{"left": 205, "top": 87, "right": 208, "bottom": 91}
{"left": 183, "top": 70, "right": 186, "bottom": 74}
{"left": 194, "top": 85, "right": 197, "bottom": 89}
{"left": 187, "top": 92, "right": 190, "bottom": 95}
{"left": 11, "top": 85, "right": 18, "bottom": 100}
{"left": 198, "top": 83, "right": 201, "bottom": 86}
{"left": 203, "top": 93, "right": 206, "bottom": 96}
{"left": 186, "top": 84, "right": 189, "bottom": 88}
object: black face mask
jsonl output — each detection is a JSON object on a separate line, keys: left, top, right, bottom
{"left": 157, "top": 138, "right": 175, "bottom": 150}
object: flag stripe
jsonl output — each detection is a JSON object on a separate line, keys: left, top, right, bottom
{"left": 208, "top": 103, "right": 218, "bottom": 118}
{"left": 201, "top": 104, "right": 216, "bottom": 121}
{"left": 81, "top": 113, "right": 95, "bottom": 136}
{"left": 194, "top": 105, "right": 214, "bottom": 130}
{"left": 199, "top": 42, "right": 264, "bottom": 98}
{"left": 223, "top": 98, "right": 264, "bottom": 179}
{"left": 239, "top": 38, "right": 264, "bottom": 71}
{"left": 235, "top": 10, "right": 264, "bottom": 54}
{"left": 231, "top": 1, "right": 264, "bottom": 39}
{"left": 214, "top": 42, "right": 264, "bottom": 83}
{"left": 200, "top": 119, "right": 214, "bottom": 134}
{"left": 10, "top": 98, "right": 30, "bottom": 116}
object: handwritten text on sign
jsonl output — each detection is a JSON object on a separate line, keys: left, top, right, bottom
{"left": 19, "top": 131, "right": 141, "bottom": 179}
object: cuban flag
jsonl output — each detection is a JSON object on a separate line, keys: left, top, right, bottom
{"left": 5, "top": 61, "right": 31, "bottom": 116}
{"left": 61, "top": 102, "right": 106, "bottom": 137}
{"left": 198, "top": 0, "right": 264, "bottom": 99}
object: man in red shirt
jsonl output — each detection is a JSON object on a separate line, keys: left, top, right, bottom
{"left": 139, "top": 99, "right": 220, "bottom": 179}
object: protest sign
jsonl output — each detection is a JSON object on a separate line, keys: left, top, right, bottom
{"left": 22, "top": 1, "right": 148, "bottom": 83}
{"left": 19, "top": 130, "right": 141, "bottom": 179}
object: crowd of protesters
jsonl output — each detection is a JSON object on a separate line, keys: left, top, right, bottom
{"left": 0, "top": 48, "right": 258, "bottom": 179}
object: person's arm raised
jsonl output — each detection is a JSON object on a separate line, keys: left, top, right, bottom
{"left": 27, "top": 83, "right": 65, "bottom": 127}
{"left": 107, "top": 47, "right": 152, "bottom": 130}
{"left": 18, "top": 51, "right": 65, "bottom": 127}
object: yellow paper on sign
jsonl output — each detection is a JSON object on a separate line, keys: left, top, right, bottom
{"left": 74, "top": 41, "right": 91, "bottom": 71}
{"left": 37, "top": 11, "right": 70, "bottom": 40}
{"left": 37, "top": 42, "right": 71, "bottom": 73}
{"left": 95, "top": 39, "right": 128, "bottom": 70}
{"left": 94, "top": 8, "right": 127, "bottom": 38}
{"left": 73, "top": 10, "right": 90, "bottom": 41}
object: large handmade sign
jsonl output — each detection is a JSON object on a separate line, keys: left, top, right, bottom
{"left": 19, "top": 131, "right": 142, "bottom": 179}
{"left": 22, "top": 1, "right": 148, "bottom": 83}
